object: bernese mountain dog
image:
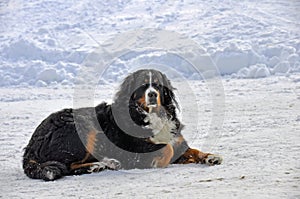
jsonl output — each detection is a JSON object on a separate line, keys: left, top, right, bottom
{"left": 23, "top": 69, "right": 222, "bottom": 181}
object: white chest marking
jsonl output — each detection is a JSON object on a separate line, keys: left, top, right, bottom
{"left": 144, "top": 113, "right": 177, "bottom": 144}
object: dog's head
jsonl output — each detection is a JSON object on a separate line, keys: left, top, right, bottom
{"left": 114, "top": 69, "right": 179, "bottom": 126}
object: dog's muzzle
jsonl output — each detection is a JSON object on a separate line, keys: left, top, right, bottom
{"left": 147, "top": 91, "right": 158, "bottom": 106}
{"left": 145, "top": 88, "right": 159, "bottom": 107}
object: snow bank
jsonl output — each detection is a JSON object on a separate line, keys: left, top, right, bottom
{"left": 0, "top": 0, "right": 299, "bottom": 87}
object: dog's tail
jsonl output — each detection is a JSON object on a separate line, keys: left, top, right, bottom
{"left": 23, "top": 158, "right": 68, "bottom": 181}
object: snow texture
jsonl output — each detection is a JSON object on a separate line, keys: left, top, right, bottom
{"left": 0, "top": 0, "right": 300, "bottom": 198}
{"left": 0, "top": 0, "right": 299, "bottom": 87}
{"left": 0, "top": 77, "right": 300, "bottom": 198}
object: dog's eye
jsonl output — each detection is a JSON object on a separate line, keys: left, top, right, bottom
{"left": 138, "top": 84, "right": 147, "bottom": 90}
{"left": 151, "top": 83, "right": 160, "bottom": 89}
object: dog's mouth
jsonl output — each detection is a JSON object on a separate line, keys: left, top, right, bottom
{"left": 147, "top": 105, "right": 157, "bottom": 110}
{"left": 146, "top": 104, "right": 157, "bottom": 113}
{"left": 145, "top": 88, "right": 160, "bottom": 110}
{"left": 136, "top": 85, "right": 161, "bottom": 113}
{"left": 147, "top": 101, "right": 158, "bottom": 107}
{"left": 137, "top": 95, "right": 160, "bottom": 113}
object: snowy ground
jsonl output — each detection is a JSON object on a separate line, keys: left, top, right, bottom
{"left": 1, "top": 0, "right": 300, "bottom": 198}
{"left": 1, "top": 75, "right": 300, "bottom": 198}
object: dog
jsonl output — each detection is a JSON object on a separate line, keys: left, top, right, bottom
{"left": 23, "top": 69, "right": 222, "bottom": 181}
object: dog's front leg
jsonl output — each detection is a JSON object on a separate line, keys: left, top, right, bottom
{"left": 173, "top": 148, "right": 222, "bottom": 166}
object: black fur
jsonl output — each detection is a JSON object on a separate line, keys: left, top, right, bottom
{"left": 23, "top": 69, "right": 190, "bottom": 181}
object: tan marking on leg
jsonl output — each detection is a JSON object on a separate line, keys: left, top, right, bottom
{"left": 85, "top": 130, "right": 97, "bottom": 154}
{"left": 70, "top": 130, "right": 97, "bottom": 171}
{"left": 70, "top": 162, "right": 96, "bottom": 170}
{"left": 177, "top": 148, "right": 210, "bottom": 164}
{"left": 152, "top": 144, "right": 174, "bottom": 168}
{"left": 174, "top": 135, "right": 185, "bottom": 146}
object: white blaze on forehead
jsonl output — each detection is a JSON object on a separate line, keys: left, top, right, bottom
{"left": 145, "top": 71, "right": 159, "bottom": 108}
{"left": 148, "top": 71, "right": 155, "bottom": 91}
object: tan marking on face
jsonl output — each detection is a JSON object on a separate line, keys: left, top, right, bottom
{"left": 138, "top": 88, "right": 161, "bottom": 113}
{"left": 152, "top": 90, "right": 161, "bottom": 113}
{"left": 138, "top": 94, "right": 146, "bottom": 107}
{"left": 138, "top": 94, "right": 149, "bottom": 112}
{"left": 156, "top": 90, "right": 161, "bottom": 106}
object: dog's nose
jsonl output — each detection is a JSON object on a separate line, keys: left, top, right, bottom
{"left": 148, "top": 92, "right": 158, "bottom": 104}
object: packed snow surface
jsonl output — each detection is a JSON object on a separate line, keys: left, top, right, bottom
{"left": 0, "top": 76, "right": 300, "bottom": 198}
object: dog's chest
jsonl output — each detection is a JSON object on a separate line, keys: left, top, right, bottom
{"left": 144, "top": 113, "right": 177, "bottom": 145}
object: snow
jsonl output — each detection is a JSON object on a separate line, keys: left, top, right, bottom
{"left": 1, "top": 0, "right": 300, "bottom": 86}
{"left": 1, "top": 76, "right": 300, "bottom": 198}
{"left": 273, "top": 61, "right": 290, "bottom": 74}
{"left": 1, "top": 0, "right": 300, "bottom": 198}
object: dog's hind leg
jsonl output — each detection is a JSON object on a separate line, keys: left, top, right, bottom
{"left": 23, "top": 159, "right": 68, "bottom": 181}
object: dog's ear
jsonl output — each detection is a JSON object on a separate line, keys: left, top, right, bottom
{"left": 162, "top": 86, "right": 179, "bottom": 109}
{"left": 160, "top": 73, "right": 179, "bottom": 110}
{"left": 114, "top": 74, "right": 135, "bottom": 104}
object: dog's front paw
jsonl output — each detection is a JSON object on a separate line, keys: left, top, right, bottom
{"left": 101, "top": 158, "right": 121, "bottom": 170}
{"left": 205, "top": 154, "right": 223, "bottom": 166}
{"left": 88, "top": 158, "right": 121, "bottom": 173}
